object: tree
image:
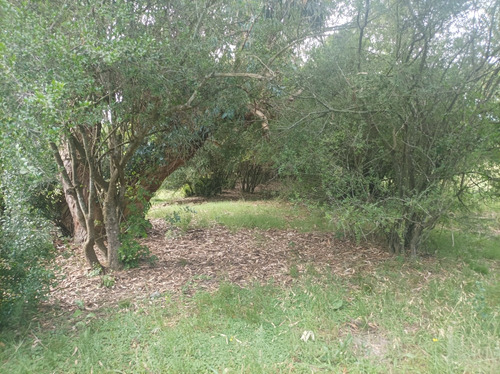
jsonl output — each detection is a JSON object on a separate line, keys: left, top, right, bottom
{"left": 2, "top": 0, "right": 340, "bottom": 270}
{"left": 275, "top": 0, "right": 500, "bottom": 255}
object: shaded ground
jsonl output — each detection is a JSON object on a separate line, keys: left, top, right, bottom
{"left": 48, "top": 219, "right": 390, "bottom": 312}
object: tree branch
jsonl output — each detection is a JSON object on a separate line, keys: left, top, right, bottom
{"left": 212, "top": 72, "right": 270, "bottom": 80}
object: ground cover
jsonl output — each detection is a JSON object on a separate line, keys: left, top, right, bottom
{"left": 1, "top": 192, "right": 498, "bottom": 373}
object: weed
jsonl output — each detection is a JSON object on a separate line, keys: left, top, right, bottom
{"left": 101, "top": 275, "right": 115, "bottom": 288}
{"left": 87, "top": 263, "right": 103, "bottom": 277}
{"left": 164, "top": 206, "right": 196, "bottom": 232}
{"left": 289, "top": 264, "right": 300, "bottom": 278}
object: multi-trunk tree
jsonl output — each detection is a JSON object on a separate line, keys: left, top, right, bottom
{"left": 2, "top": 0, "right": 339, "bottom": 269}
{"left": 275, "top": 0, "right": 500, "bottom": 255}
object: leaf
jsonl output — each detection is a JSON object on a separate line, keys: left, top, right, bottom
{"left": 331, "top": 299, "right": 343, "bottom": 310}
{"left": 72, "top": 310, "right": 83, "bottom": 318}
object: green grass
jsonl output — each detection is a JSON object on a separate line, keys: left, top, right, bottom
{"left": 148, "top": 198, "right": 332, "bottom": 232}
{"left": 1, "top": 192, "right": 499, "bottom": 373}
{"left": 1, "top": 261, "right": 499, "bottom": 373}
{"left": 150, "top": 188, "right": 185, "bottom": 205}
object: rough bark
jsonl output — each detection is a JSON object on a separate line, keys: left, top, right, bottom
{"left": 104, "top": 190, "right": 121, "bottom": 270}
{"left": 59, "top": 145, "right": 87, "bottom": 243}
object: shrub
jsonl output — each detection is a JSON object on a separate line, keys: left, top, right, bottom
{"left": 119, "top": 186, "right": 154, "bottom": 269}
{"left": 0, "top": 184, "right": 55, "bottom": 327}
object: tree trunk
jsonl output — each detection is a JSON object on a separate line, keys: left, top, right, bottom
{"left": 60, "top": 147, "right": 87, "bottom": 243}
{"left": 57, "top": 131, "right": 200, "bottom": 271}
{"left": 84, "top": 236, "right": 100, "bottom": 269}
{"left": 104, "top": 185, "right": 122, "bottom": 270}
{"left": 408, "top": 224, "right": 422, "bottom": 259}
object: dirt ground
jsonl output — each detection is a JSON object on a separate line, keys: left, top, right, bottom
{"left": 48, "top": 218, "right": 391, "bottom": 312}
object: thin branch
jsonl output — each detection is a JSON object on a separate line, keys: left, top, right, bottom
{"left": 267, "top": 23, "right": 355, "bottom": 68}
{"left": 211, "top": 72, "right": 270, "bottom": 80}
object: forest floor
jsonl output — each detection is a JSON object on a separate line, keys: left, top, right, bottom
{"left": 49, "top": 218, "right": 390, "bottom": 314}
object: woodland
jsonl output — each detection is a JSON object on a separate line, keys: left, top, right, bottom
{"left": 0, "top": 1, "right": 499, "bottom": 370}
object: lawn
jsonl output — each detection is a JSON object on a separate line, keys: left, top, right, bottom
{"left": 1, "top": 192, "right": 499, "bottom": 373}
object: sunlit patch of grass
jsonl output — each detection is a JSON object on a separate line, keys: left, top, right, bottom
{"left": 149, "top": 188, "right": 184, "bottom": 205}
{"left": 148, "top": 193, "right": 333, "bottom": 232}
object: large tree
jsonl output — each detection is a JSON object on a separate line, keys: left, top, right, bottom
{"left": 1, "top": 0, "right": 340, "bottom": 269}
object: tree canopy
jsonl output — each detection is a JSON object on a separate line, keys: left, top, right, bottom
{"left": 1, "top": 0, "right": 344, "bottom": 270}
{"left": 274, "top": 0, "right": 500, "bottom": 254}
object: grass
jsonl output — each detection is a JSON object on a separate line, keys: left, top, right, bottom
{"left": 148, "top": 197, "right": 332, "bottom": 232}
{"left": 1, "top": 264, "right": 498, "bottom": 373}
{"left": 1, "top": 191, "right": 499, "bottom": 373}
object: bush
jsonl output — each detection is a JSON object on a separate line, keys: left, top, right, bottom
{"left": 238, "top": 160, "right": 274, "bottom": 193}
{"left": 118, "top": 185, "right": 156, "bottom": 268}
{"left": 0, "top": 195, "right": 55, "bottom": 327}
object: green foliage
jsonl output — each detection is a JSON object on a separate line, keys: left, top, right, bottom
{"left": 100, "top": 275, "right": 115, "bottom": 288}
{"left": 164, "top": 117, "right": 275, "bottom": 197}
{"left": 0, "top": 93, "right": 57, "bottom": 324}
{"left": 164, "top": 205, "right": 197, "bottom": 232}
{"left": 118, "top": 186, "right": 154, "bottom": 268}
{"left": 274, "top": 0, "right": 500, "bottom": 255}
{"left": 190, "top": 174, "right": 226, "bottom": 198}
{"left": 0, "top": 166, "right": 55, "bottom": 327}
{"left": 117, "top": 235, "right": 151, "bottom": 269}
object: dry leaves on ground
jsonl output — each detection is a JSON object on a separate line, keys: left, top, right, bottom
{"left": 48, "top": 219, "right": 391, "bottom": 311}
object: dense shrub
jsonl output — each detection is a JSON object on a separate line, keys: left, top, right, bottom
{"left": 0, "top": 172, "right": 56, "bottom": 327}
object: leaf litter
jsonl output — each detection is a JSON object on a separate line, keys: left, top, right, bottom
{"left": 47, "top": 219, "right": 390, "bottom": 312}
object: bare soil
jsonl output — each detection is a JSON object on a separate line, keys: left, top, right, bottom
{"left": 48, "top": 218, "right": 390, "bottom": 312}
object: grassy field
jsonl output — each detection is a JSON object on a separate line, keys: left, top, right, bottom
{"left": 1, "top": 193, "right": 499, "bottom": 373}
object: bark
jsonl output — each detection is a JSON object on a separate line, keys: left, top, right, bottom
{"left": 59, "top": 145, "right": 87, "bottom": 243}
{"left": 104, "top": 191, "right": 121, "bottom": 270}
{"left": 408, "top": 224, "right": 422, "bottom": 258}
{"left": 53, "top": 134, "right": 106, "bottom": 268}
{"left": 84, "top": 237, "right": 100, "bottom": 269}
